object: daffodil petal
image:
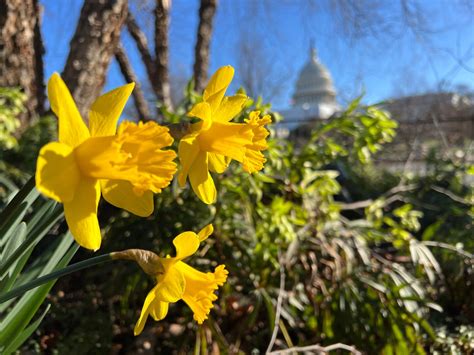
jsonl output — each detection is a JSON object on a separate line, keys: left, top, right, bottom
{"left": 213, "top": 94, "right": 247, "bottom": 122}
{"left": 134, "top": 287, "right": 156, "bottom": 336}
{"left": 155, "top": 266, "right": 185, "bottom": 302}
{"left": 199, "top": 121, "right": 253, "bottom": 162}
{"left": 63, "top": 178, "right": 101, "bottom": 251}
{"left": 203, "top": 66, "right": 234, "bottom": 111}
{"left": 36, "top": 142, "right": 81, "bottom": 203}
{"left": 208, "top": 152, "right": 229, "bottom": 173}
{"left": 47, "top": 73, "right": 90, "bottom": 148}
{"left": 149, "top": 300, "right": 169, "bottom": 321}
{"left": 178, "top": 133, "right": 200, "bottom": 187}
{"left": 173, "top": 231, "right": 200, "bottom": 260}
{"left": 101, "top": 179, "right": 153, "bottom": 217}
{"left": 177, "top": 262, "right": 228, "bottom": 324}
{"left": 188, "top": 102, "right": 212, "bottom": 129}
{"left": 189, "top": 151, "right": 216, "bottom": 204}
{"left": 198, "top": 224, "right": 213, "bottom": 242}
{"left": 89, "top": 82, "right": 135, "bottom": 137}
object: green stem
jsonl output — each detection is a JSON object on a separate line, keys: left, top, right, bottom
{"left": 0, "top": 253, "right": 112, "bottom": 303}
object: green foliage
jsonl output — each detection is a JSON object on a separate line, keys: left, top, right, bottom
{"left": 0, "top": 86, "right": 470, "bottom": 354}
{"left": 0, "top": 176, "right": 79, "bottom": 354}
{"left": 0, "top": 88, "right": 25, "bottom": 150}
{"left": 304, "top": 97, "right": 398, "bottom": 165}
{"left": 430, "top": 325, "right": 474, "bottom": 354}
{"left": 0, "top": 115, "right": 57, "bottom": 178}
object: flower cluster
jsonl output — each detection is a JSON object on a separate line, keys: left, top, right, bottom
{"left": 178, "top": 66, "right": 272, "bottom": 203}
{"left": 35, "top": 66, "right": 270, "bottom": 333}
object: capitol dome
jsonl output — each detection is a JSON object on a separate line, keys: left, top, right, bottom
{"left": 276, "top": 44, "right": 340, "bottom": 137}
{"left": 292, "top": 47, "right": 337, "bottom": 107}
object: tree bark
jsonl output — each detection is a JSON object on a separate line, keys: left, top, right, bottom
{"left": 115, "top": 43, "right": 151, "bottom": 122}
{"left": 193, "top": 0, "right": 217, "bottom": 93}
{"left": 62, "top": 0, "right": 128, "bottom": 120}
{"left": 154, "top": 0, "right": 172, "bottom": 109}
{"left": 0, "top": 0, "right": 45, "bottom": 129}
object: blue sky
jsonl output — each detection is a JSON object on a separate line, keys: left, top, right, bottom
{"left": 41, "top": 0, "right": 474, "bottom": 111}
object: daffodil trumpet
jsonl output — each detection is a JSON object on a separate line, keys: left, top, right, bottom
{"left": 36, "top": 73, "right": 177, "bottom": 251}
{"left": 110, "top": 224, "right": 228, "bottom": 336}
{"left": 178, "top": 65, "right": 271, "bottom": 204}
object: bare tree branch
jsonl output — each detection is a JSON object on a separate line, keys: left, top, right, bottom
{"left": 115, "top": 42, "right": 151, "bottom": 122}
{"left": 154, "top": 0, "right": 172, "bottom": 109}
{"left": 193, "top": 0, "right": 217, "bottom": 93}
{"left": 126, "top": 11, "right": 158, "bottom": 93}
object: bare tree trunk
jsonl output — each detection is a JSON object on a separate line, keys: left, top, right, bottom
{"left": 62, "top": 0, "right": 128, "bottom": 120}
{"left": 193, "top": 0, "right": 217, "bottom": 93}
{"left": 0, "top": 0, "right": 45, "bottom": 129}
{"left": 154, "top": 0, "right": 172, "bottom": 109}
{"left": 115, "top": 43, "right": 151, "bottom": 122}
{"left": 32, "top": 0, "right": 45, "bottom": 117}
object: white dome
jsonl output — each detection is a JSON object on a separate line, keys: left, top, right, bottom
{"left": 292, "top": 47, "right": 336, "bottom": 107}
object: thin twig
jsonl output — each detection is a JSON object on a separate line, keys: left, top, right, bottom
{"left": 266, "top": 252, "right": 286, "bottom": 354}
{"left": 339, "top": 184, "right": 417, "bottom": 210}
{"left": 431, "top": 186, "right": 473, "bottom": 205}
{"left": 268, "top": 342, "right": 362, "bottom": 354}
{"left": 422, "top": 241, "right": 473, "bottom": 259}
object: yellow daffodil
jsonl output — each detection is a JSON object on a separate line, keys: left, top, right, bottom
{"left": 36, "top": 73, "right": 177, "bottom": 251}
{"left": 178, "top": 66, "right": 271, "bottom": 204}
{"left": 112, "top": 224, "right": 228, "bottom": 335}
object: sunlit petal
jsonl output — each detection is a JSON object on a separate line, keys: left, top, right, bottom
{"left": 198, "top": 121, "right": 253, "bottom": 162}
{"left": 178, "top": 133, "right": 200, "bottom": 187}
{"left": 197, "top": 224, "right": 213, "bottom": 242}
{"left": 177, "top": 263, "right": 228, "bottom": 324}
{"left": 189, "top": 151, "right": 217, "bottom": 204}
{"left": 203, "top": 66, "right": 234, "bottom": 112}
{"left": 101, "top": 179, "right": 154, "bottom": 217}
{"left": 89, "top": 82, "right": 135, "bottom": 137}
{"left": 172, "top": 231, "right": 200, "bottom": 260}
{"left": 188, "top": 102, "right": 212, "bottom": 129}
{"left": 63, "top": 178, "right": 101, "bottom": 251}
{"left": 208, "top": 152, "right": 229, "bottom": 173}
{"left": 36, "top": 142, "right": 81, "bottom": 203}
{"left": 134, "top": 288, "right": 156, "bottom": 336}
{"left": 149, "top": 300, "right": 169, "bottom": 321}
{"left": 213, "top": 94, "right": 247, "bottom": 122}
{"left": 154, "top": 266, "right": 186, "bottom": 302}
{"left": 76, "top": 121, "right": 176, "bottom": 195}
{"left": 47, "top": 73, "right": 90, "bottom": 147}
